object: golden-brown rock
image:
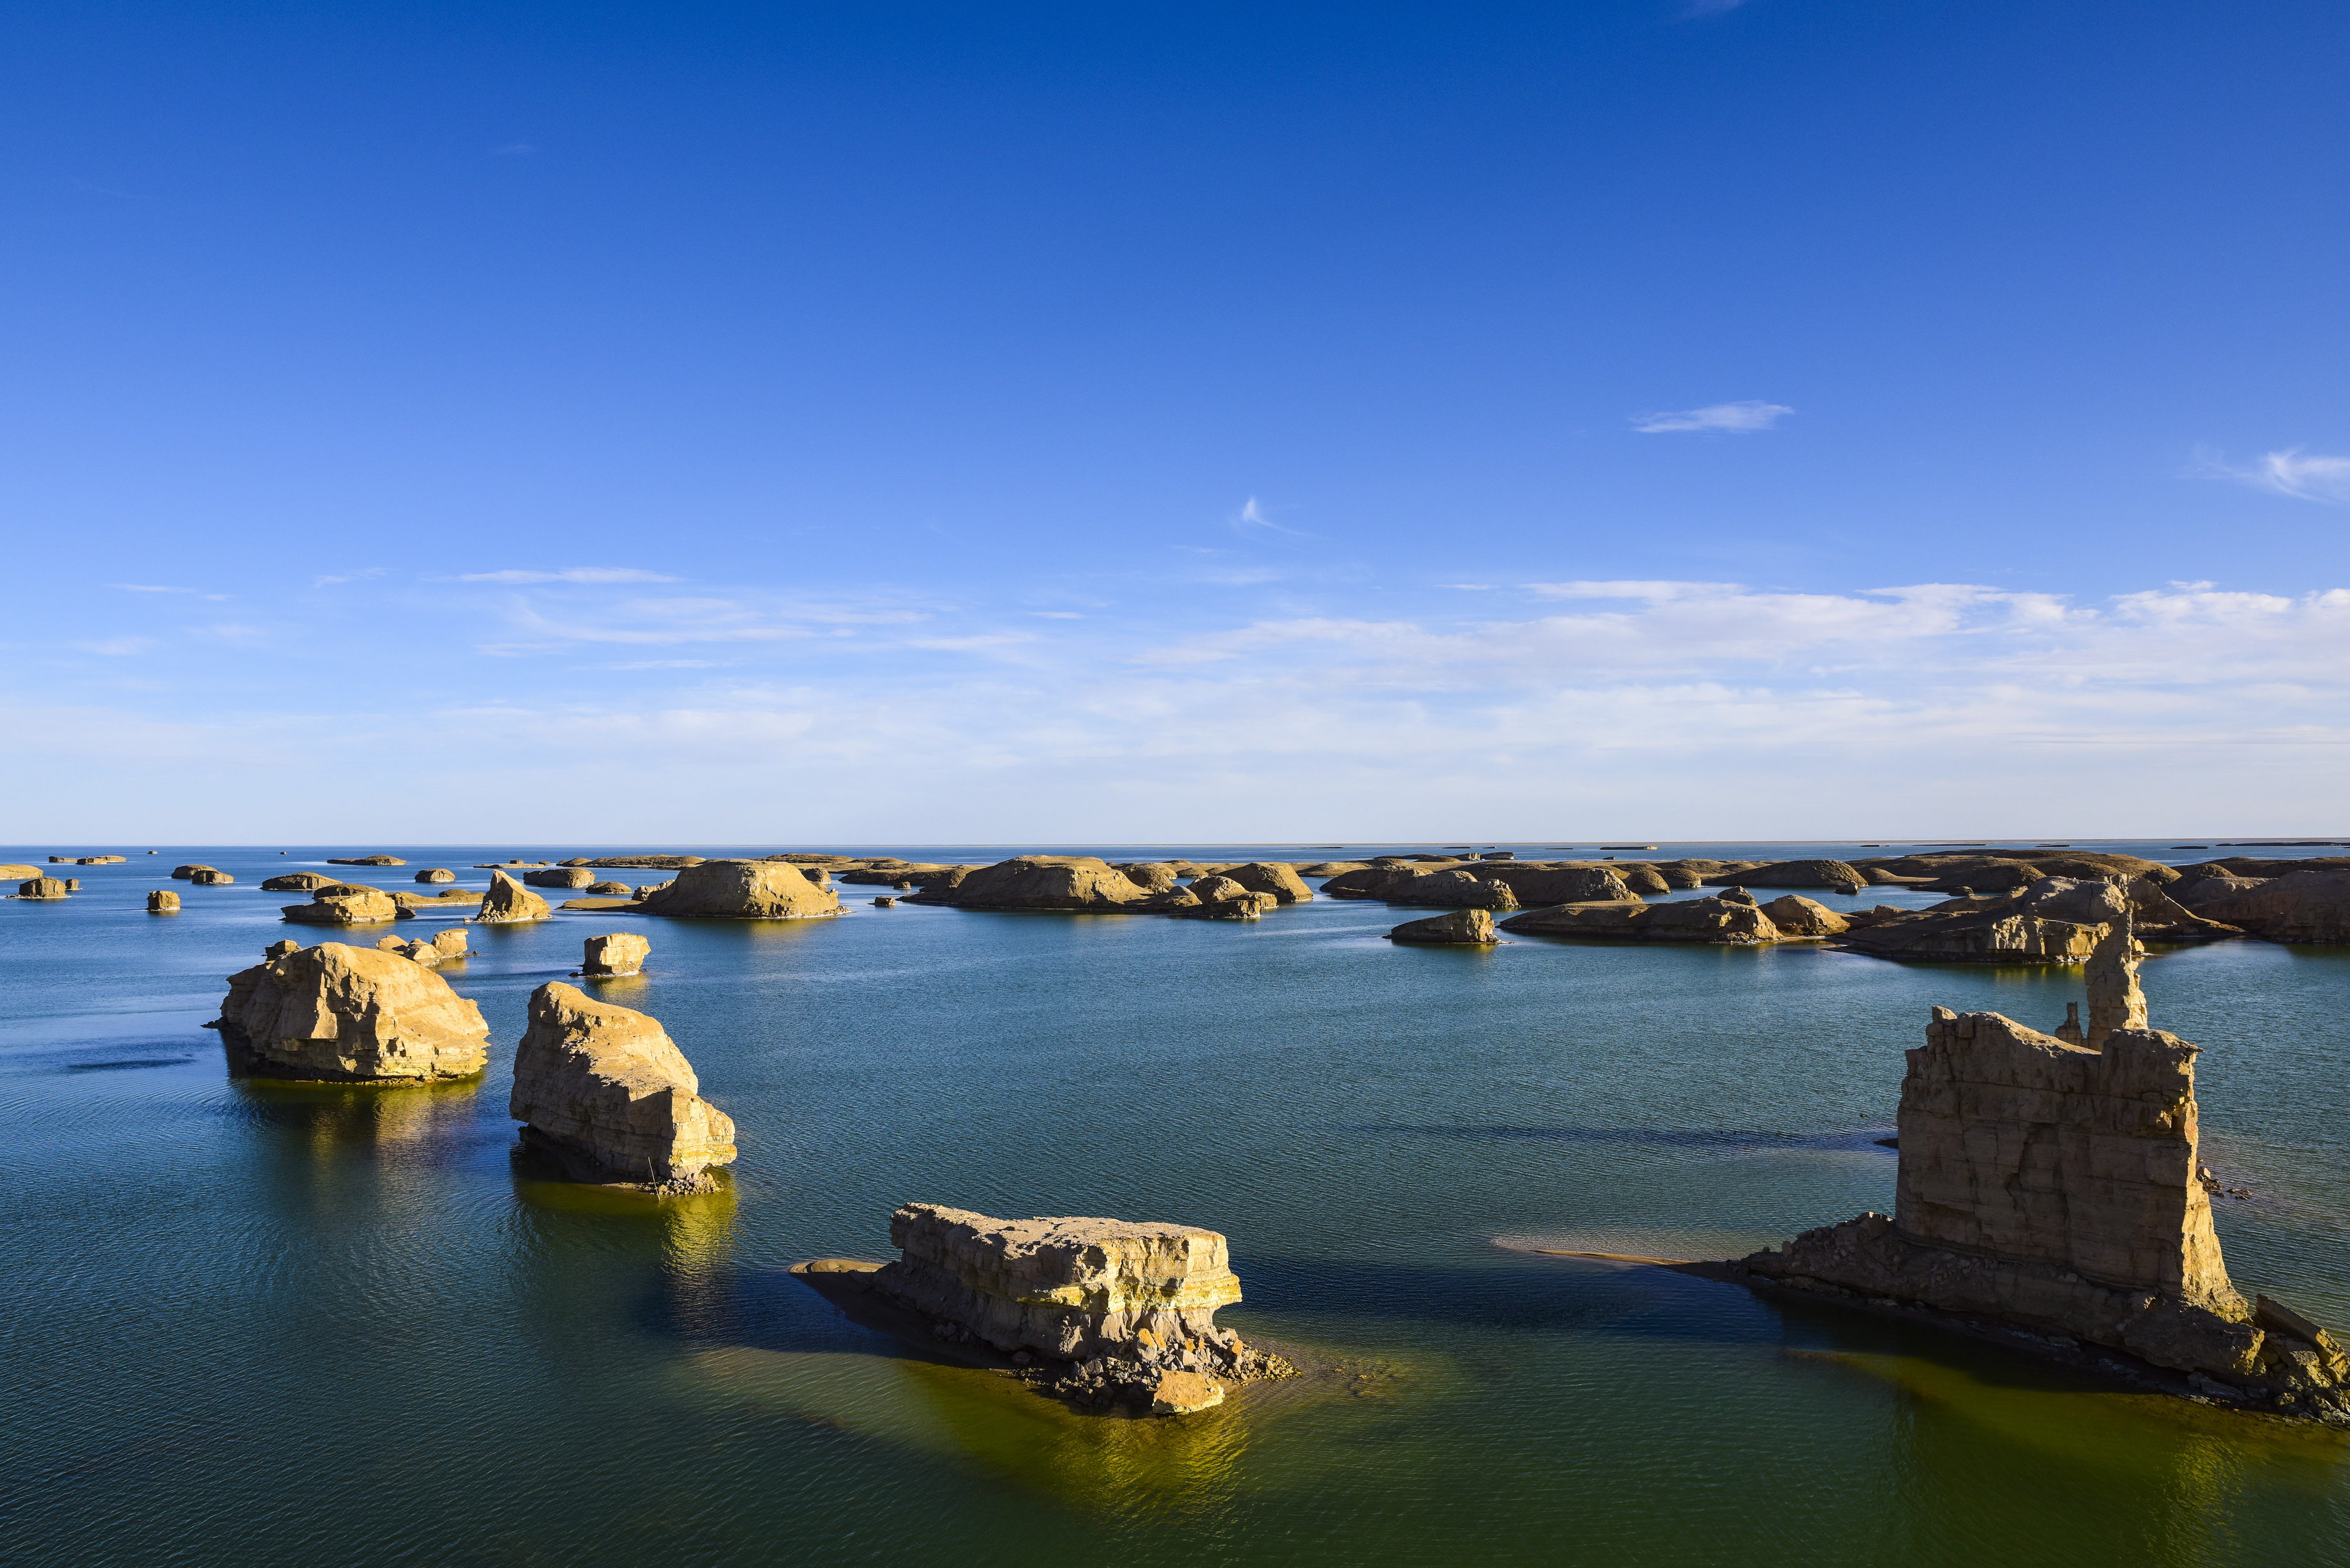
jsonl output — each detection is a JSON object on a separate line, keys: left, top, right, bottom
{"left": 414, "top": 868, "right": 457, "bottom": 884}
{"left": 1388, "top": 908, "right": 1499, "bottom": 944}
{"left": 635, "top": 859, "right": 840, "bottom": 919}
{"left": 282, "top": 885, "right": 402, "bottom": 926}
{"left": 214, "top": 942, "right": 489, "bottom": 1080}
{"left": 147, "top": 889, "right": 179, "bottom": 914}
{"left": 937, "top": 856, "right": 1151, "bottom": 912}
{"left": 474, "top": 869, "right": 552, "bottom": 924}
{"left": 581, "top": 932, "right": 650, "bottom": 976}
{"left": 1760, "top": 894, "right": 1849, "bottom": 936}
{"left": 509, "top": 982, "right": 737, "bottom": 1190}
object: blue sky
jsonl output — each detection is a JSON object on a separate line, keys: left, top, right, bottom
{"left": 5, "top": 1, "right": 2347, "bottom": 841}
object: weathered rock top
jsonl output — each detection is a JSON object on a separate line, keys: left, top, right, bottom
{"left": 509, "top": 981, "right": 737, "bottom": 1189}
{"left": 215, "top": 941, "right": 489, "bottom": 1081}
{"left": 635, "top": 859, "right": 840, "bottom": 919}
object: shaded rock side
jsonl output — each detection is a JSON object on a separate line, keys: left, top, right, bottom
{"left": 633, "top": 859, "right": 840, "bottom": 919}
{"left": 2190, "top": 869, "right": 2350, "bottom": 944}
{"left": 1740, "top": 992, "right": 2347, "bottom": 1419}
{"left": 1118, "top": 862, "right": 1183, "bottom": 893}
{"left": 582, "top": 933, "right": 650, "bottom": 976}
{"left": 327, "top": 855, "right": 407, "bottom": 866}
{"left": 1474, "top": 864, "right": 1637, "bottom": 905}
{"left": 941, "top": 856, "right": 1152, "bottom": 911}
{"left": 508, "top": 982, "right": 737, "bottom": 1190}
{"left": 1706, "top": 858, "right": 1869, "bottom": 895}
{"left": 872, "top": 1202, "right": 1246, "bottom": 1366}
{"left": 189, "top": 869, "right": 234, "bottom": 885}
{"left": 261, "top": 872, "right": 336, "bottom": 892}
{"left": 524, "top": 867, "right": 596, "bottom": 889}
{"left": 15, "top": 877, "right": 72, "bottom": 900}
{"left": 1388, "top": 908, "right": 1498, "bottom": 944}
{"left": 1501, "top": 891, "right": 1782, "bottom": 944}
{"left": 148, "top": 889, "right": 179, "bottom": 913}
{"left": 473, "top": 870, "right": 552, "bottom": 924}
{"left": 282, "top": 885, "right": 402, "bottom": 926}
{"left": 214, "top": 942, "right": 490, "bottom": 1081}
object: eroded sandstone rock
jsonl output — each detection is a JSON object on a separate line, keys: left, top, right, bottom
{"left": 870, "top": 1203, "right": 1287, "bottom": 1412}
{"left": 2189, "top": 869, "right": 2350, "bottom": 944}
{"left": 283, "top": 884, "right": 401, "bottom": 926}
{"left": 328, "top": 855, "right": 407, "bottom": 866}
{"left": 189, "top": 869, "right": 234, "bottom": 885}
{"left": 508, "top": 982, "right": 736, "bottom": 1190}
{"left": 635, "top": 859, "right": 840, "bottom": 919}
{"left": 1215, "top": 863, "right": 1314, "bottom": 903}
{"left": 1708, "top": 859, "right": 1869, "bottom": 896}
{"left": 581, "top": 932, "right": 649, "bottom": 977}
{"left": 473, "top": 870, "right": 552, "bottom": 924}
{"left": 214, "top": 942, "right": 489, "bottom": 1080}
{"left": 524, "top": 867, "right": 596, "bottom": 889}
{"left": 415, "top": 868, "right": 457, "bottom": 884}
{"left": 262, "top": 872, "right": 336, "bottom": 892}
{"left": 1501, "top": 891, "right": 1782, "bottom": 944}
{"left": 939, "top": 856, "right": 1152, "bottom": 911}
{"left": 1389, "top": 908, "right": 1499, "bottom": 944}
{"left": 170, "top": 864, "right": 215, "bottom": 880}
{"left": 1761, "top": 894, "right": 1848, "bottom": 936}
{"left": 1738, "top": 951, "right": 2347, "bottom": 1420}
{"left": 148, "top": 889, "right": 179, "bottom": 914}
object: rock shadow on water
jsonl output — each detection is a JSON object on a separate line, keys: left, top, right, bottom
{"left": 1356, "top": 1122, "right": 1899, "bottom": 1155}
{"left": 650, "top": 1261, "right": 1395, "bottom": 1516}
{"left": 220, "top": 1073, "right": 491, "bottom": 1150}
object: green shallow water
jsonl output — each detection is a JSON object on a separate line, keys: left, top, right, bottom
{"left": 4, "top": 845, "right": 2347, "bottom": 1565}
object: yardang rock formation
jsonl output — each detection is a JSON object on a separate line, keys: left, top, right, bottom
{"left": 1736, "top": 921, "right": 2347, "bottom": 1421}
{"left": 213, "top": 942, "right": 490, "bottom": 1081}
{"left": 508, "top": 982, "right": 737, "bottom": 1191}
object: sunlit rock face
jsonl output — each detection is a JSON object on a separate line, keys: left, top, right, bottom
{"left": 873, "top": 1203, "right": 1246, "bottom": 1364}
{"left": 214, "top": 942, "right": 489, "bottom": 1082}
{"left": 635, "top": 860, "right": 840, "bottom": 919}
{"left": 508, "top": 983, "right": 736, "bottom": 1191}
{"left": 1743, "top": 928, "right": 2349, "bottom": 1419}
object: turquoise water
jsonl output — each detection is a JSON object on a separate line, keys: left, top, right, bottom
{"left": 4, "top": 843, "right": 2347, "bottom": 1566}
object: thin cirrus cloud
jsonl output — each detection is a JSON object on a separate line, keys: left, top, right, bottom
{"left": 1630, "top": 400, "right": 1793, "bottom": 434}
{"left": 459, "top": 567, "right": 683, "bottom": 584}
{"left": 2206, "top": 448, "right": 2350, "bottom": 505}
{"left": 1231, "top": 496, "right": 1317, "bottom": 539}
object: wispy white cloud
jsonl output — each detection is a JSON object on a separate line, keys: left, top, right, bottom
{"left": 1029, "top": 610, "right": 1086, "bottom": 619}
{"left": 312, "top": 568, "right": 385, "bottom": 587}
{"left": 1231, "top": 496, "right": 1317, "bottom": 539}
{"left": 1630, "top": 400, "right": 1793, "bottom": 434}
{"left": 73, "top": 637, "right": 155, "bottom": 656}
{"left": 2204, "top": 448, "right": 2350, "bottom": 504}
{"left": 610, "top": 659, "right": 729, "bottom": 670}
{"left": 1439, "top": 584, "right": 1494, "bottom": 591}
{"left": 459, "top": 567, "right": 683, "bottom": 584}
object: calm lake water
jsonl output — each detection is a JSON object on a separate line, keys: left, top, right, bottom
{"left": 4, "top": 841, "right": 2347, "bottom": 1566}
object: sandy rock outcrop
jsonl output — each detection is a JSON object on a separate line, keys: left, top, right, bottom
{"left": 1837, "top": 877, "right": 2231, "bottom": 964}
{"left": 282, "top": 885, "right": 402, "bottom": 926}
{"left": 0, "top": 863, "right": 42, "bottom": 882}
{"left": 585, "top": 880, "right": 632, "bottom": 896}
{"left": 375, "top": 935, "right": 444, "bottom": 966}
{"left": 414, "top": 868, "right": 457, "bottom": 884}
{"left": 938, "top": 856, "right": 1152, "bottom": 912}
{"left": 1736, "top": 947, "right": 2346, "bottom": 1421}
{"left": 432, "top": 928, "right": 469, "bottom": 960}
{"left": 1854, "top": 850, "right": 2177, "bottom": 891}
{"left": 1501, "top": 891, "right": 1782, "bottom": 944}
{"left": 328, "top": 855, "right": 406, "bottom": 866}
{"left": 1389, "top": 908, "right": 1499, "bottom": 944}
{"left": 1708, "top": 859, "right": 1869, "bottom": 896}
{"left": 1373, "top": 868, "right": 1520, "bottom": 909}
{"left": 1295, "top": 861, "right": 1370, "bottom": 876}
{"left": 474, "top": 870, "right": 552, "bottom": 924}
{"left": 2188, "top": 869, "right": 2350, "bottom": 944}
{"left": 1172, "top": 887, "right": 1279, "bottom": 919}
{"left": 170, "top": 864, "right": 216, "bottom": 880}
{"left": 1761, "top": 894, "right": 1849, "bottom": 936}
{"left": 1215, "top": 863, "right": 1315, "bottom": 903}
{"left": 189, "top": 869, "right": 234, "bottom": 885}
{"left": 148, "top": 889, "right": 179, "bottom": 913}
{"left": 262, "top": 872, "right": 336, "bottom": 892}
{"left": 869, "top": 1203, "right": 1290, "bottom": 1412}
{"left": 213, "top": 942, "right": 489, "bottom": 1080}
{"left": 635, "top": 859, "right": 840, "bottom": 919}
{"left": 590, "top": 854, "right": 706, "bottom": 870}
{"left": 524, "top": 867, "right": 596, "bottom": 889}
{"left": 1475, "top": 864, "right": 1637, "bottom": 906}
{"left": 508, "top": 983, "right": 736, "bottom": 1191}
{"left": 581, "top": 933, "right": 649, "bottom": 977}
{"left": 1119, "top": 862, "right": 1184, "bottom": 893}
